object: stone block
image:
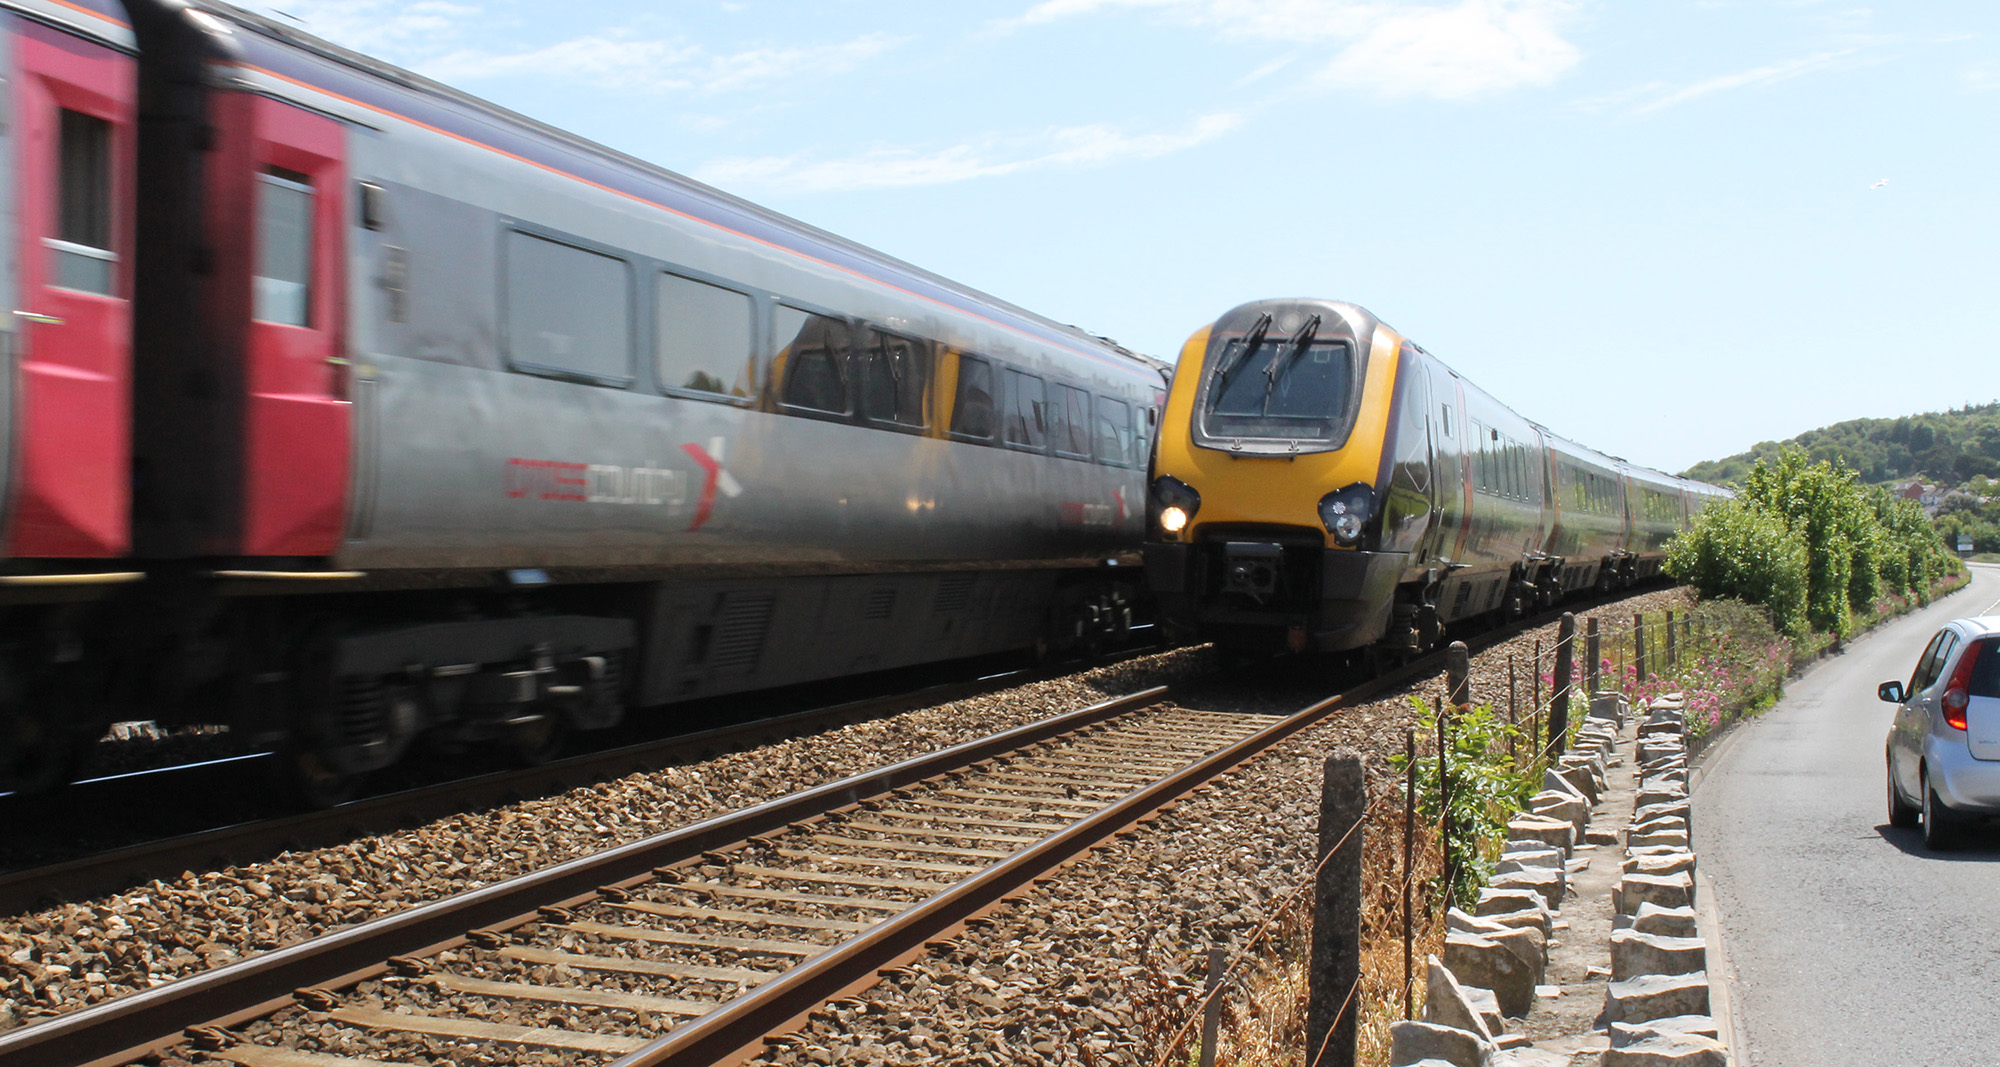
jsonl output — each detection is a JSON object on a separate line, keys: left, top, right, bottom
{"left": 1482, "top": 906, "right": 1554, "bottom": 938}
{"left": 1530, "top": 791, "right": 1589, "bottom": 832}
{"left": 1630, "top": 903, "right": 1699, "bottom": 938}
{"left": 1603, "top": 972, "right": 1710, "bottom": 1024}
{"left": 1448, "top": 907, "right": 1514, "bottom": 937}
{"left": 1616, "top": 859, "right": 1696, "bottom": 883}
{"left": 1462, "top": 985, "right": 1505, "bottom": 1037}
{"left": 1508, "top": 814, "right": 1575, "bottom": 853}
{"left": 1444, "top": 932, "right": 1538, "bottom": 1018}
{"left": 1557, "top": 765, "right": 1601, "bottom": 804}
{"left": 1498, "top": 846, "right": 1563, "bottom": 872}
{"left": 1624, "top": 819, "right": 1688, "bottom": 843}
{"left": 1628, "top": 829, "right": 1691, "bottom": 850}
{"left": 1610, "top": 929, "right": 1707, "bottom": 979}
{"left": 1494, "top": 1049, "right": 1570, "bottom": 1067}
{"left": 1427, "top": 954, "right": 1494, "bottom": 1039}
{"left": 1633, "top": 800, "right": 1690, "bottom": 825}
{"left": 1638, "top": 719, "right": 1685, "bottom": 740}
{"left": 1475, "top": 888, "right": 1552, "bottom": 926}
{"left": 1620, "top": 871, "right": 1694, "bottom": 912}
{"left": 1601, "top": 1033, "right": 1728, "bottom": 1066}
{"left": 1389, "top": 1020, "right": 1495, "bottom": 1067}
{"left": 1543, "top": 767, "right": 1586, "bottom": 801}
{"left": 1610, "top": 1015, "right": 1721, "bottom": 1047}
{"left": 1637, "top": 785, "right": 1688, "bottom": 809}
{"left": 1491, "top": 866, "right": 1565, "bottom": 911}
{"left": 1589, "top": 692, "right": 1628, "bottom": 722}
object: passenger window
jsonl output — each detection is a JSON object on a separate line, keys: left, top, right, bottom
{"left": 657, "top": 272, "right": 754, "bottom": 401}
{"left": 863, "top": 329, "right": 931, "bottom": 428}
{"left": 1970, "top": 640, "right": 2000, "bottom": 699}
{"left": 951, "top": 355, "right": 995, "bottom": 439}
{"left": 53, "top": 109, "right": 115, "bottom": 295}
{"left": 505, "top": 230, "right": 632, "bottom": 382}
{"left": 1440, "top": 404, "right": 1453, "bottom": 438}
{"left": 1003, "top": 369, "right": 1046, "bottom": 450}
{"left": 774, "top": 305, "right": 851, "bottom": 414}
{"left": 1053, "top": 385, "right": 1090, "bottom": 458}
{"left": 1095, "top": 396, "right": 1132, "bottom": 466}
{"left": 254, "top": 168, "right": 313, "bottom": 325}
{"left": 1911, "top": 632, "right": 1950, "bottom": 693}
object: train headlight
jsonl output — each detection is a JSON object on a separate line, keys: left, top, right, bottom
{"left": 1150, "top": 475, "right": 1202, "bottom": 538}
{"left": 1318, "top": 484, "right": 1377, "bottom": 547}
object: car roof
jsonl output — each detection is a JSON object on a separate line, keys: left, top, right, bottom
{"left": 1951, "top": 616, "right": 2000, "bottom": 638}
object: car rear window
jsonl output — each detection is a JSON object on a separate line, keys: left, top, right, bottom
{"left": 1970, "top": 639, "right": 2000, "bottom": 698}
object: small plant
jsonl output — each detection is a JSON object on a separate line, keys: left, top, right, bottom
{"left": 1392, "top": 698, "right": 1537, "bottom": 909}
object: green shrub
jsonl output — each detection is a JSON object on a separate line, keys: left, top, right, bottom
{"left": 1666, "top": 498, "right": 1810, "bottom": 637}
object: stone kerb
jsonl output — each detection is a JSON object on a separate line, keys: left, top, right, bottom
{"left": 1390, "top": 689, "right": 1734, "bottom": 1067}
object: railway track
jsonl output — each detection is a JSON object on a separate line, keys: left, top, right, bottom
{"left": 0, "top": 590, "right": 1651, "bottom": 1067}
{"left": 0, "top": 645, "right": 1163, "bottom": 915}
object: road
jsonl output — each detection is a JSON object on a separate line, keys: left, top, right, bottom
{"left": 1696, "top": 561, "right": 2000, "bottom": 1067}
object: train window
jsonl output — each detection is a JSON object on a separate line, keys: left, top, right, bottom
{"left": 1440, "top": 404, "right": 1453, "bottom": 438}
{"left": 1003, "top": 369, "right": 1047, "bottom": 450}
{"left": 254, "top": 168, "right": 314, "bottom": 326}
{"left": 1095, "top": 396, "right": 1133, "bottom": 467}
{"left": 1053, "top": 385, "right": 1091, "bottom": 458}
{"left": 774, "top": 304, "right": 851, "bottom": 414}
{"left": 53, "top": 109, "right": 115, "bottom": 295}
{"left": 504, "top": 230, "right": 632, "bottom": 383}
{"left": 951, "top": 355, "right": 995, "bottom": 439}
{"left": 656, "top": 272, "right": 754, "bottom": 402}
{"left": 1204, "top": 337, "right": 1354, "bottom": 442}
{"left": 862, "top": 329, "right": 931, "bottom": 428}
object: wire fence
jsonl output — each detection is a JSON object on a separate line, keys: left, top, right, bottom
{"left": 1143, "top": 604, "right": 1724, "bottom": 1066}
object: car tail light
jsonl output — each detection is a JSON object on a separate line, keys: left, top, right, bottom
{"left": 1942, "top": 641, "right": 1986, "bottom": 731}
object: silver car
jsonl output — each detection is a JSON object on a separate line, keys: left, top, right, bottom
{"left": 1883, "top": 616, "right": 2000, "bottom": 849}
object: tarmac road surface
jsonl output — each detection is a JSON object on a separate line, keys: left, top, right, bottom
{"left": 1696, "top": 562, "right": 2000, "bottom": 1067}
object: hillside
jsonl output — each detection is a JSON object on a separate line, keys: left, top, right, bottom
{"left": 1682, "top": 402, "right": 2000, "bottom": 486}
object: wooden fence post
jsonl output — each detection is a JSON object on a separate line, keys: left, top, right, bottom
{"left": 1308, "top": 753, "right": 1366, "bottom": 1067}
{"left": 1634, "top": 613, "right": 1648, "bottom": 683}
{"left": 1585, "top": 616, "right": 1601, "bottom": 695}
{"left": 1549, "top": 613, "right": 1575, "bottom": 759}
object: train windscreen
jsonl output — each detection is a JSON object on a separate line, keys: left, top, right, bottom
{"left": 1201, "top": 337, "right": 1354, "bottom": 442}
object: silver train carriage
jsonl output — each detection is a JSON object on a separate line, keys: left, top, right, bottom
{"left": 3, "top": 0, "right": 1170, "bottom": 797}
{"left": 1144, "top": 298, "right": 1728, "bottom": 658}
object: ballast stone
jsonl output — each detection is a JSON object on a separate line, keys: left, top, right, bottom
{"left": 1604, "top": 972, "right": 1711, "bottom": 1024}
{"left": 1610, "top": 929, "right": 1708, "bottom": 980}
{"left": 1389, "top": 1020, "right": 1495, "bottom": 1067}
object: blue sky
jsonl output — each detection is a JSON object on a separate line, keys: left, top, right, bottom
{"left": 260, "top": 0, "right": 2000, "bottom": 476}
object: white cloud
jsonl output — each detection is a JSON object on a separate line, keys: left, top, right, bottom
{"left": 420, "top": 32, "right": 905, "bottom": 94}
{"left": 992, "top": 0, "right": 1582, "bottom": 100}
{"left": 695, "top": 112, "right": 1244, "bottom": 195}
{"left": 1966, "top": 67, "right": 2000, "bottom": 92}
{"left": 1622, "top": 49, "right": 1858, "bottom": 116}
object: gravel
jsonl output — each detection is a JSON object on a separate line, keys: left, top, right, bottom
{"left": 745, "top": 588, "right": 1694, "bottom": 1067}
{"left": 0, "top": 648, "right": 1211, "bottom": 1035}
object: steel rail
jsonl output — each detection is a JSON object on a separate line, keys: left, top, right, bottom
{"left": 0, "top": 647, "right": 1157, "bottom": 915}
{"left": 612, "top": 598, "right": 1602, "bottom": 1065}
{"left": 0, "top": 687, "right": 1172, "bottom": 1067}
{"left": 0, "top": 587, "right": 1643, "bottom": 1067}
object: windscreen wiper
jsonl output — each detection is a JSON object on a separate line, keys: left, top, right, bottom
{"left": 1212, "top": 313, "right": 1272, "bottom": 397}
{"left": 1262, "top": 314, "right": 1321, "bottom": 412}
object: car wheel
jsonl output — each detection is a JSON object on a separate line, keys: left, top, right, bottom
{"left": 1922, "top": 769, "right": 1960, "bottom": 851}
{"left": 1888, "top": 758, "right": 1920, "bottom": 829}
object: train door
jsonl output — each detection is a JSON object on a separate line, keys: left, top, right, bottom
{"left": 221, "top": 94, "right": 350, "bottom": 556}
{"left": 3, "top": 20, "right": 135, "bottom": 557}
{"left": 1427, "top": 364, "right": 1469, "bottom": 567}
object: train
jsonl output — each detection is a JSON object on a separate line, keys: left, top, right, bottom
{"left": 0, "top": 0, "right": 1167, "bottom": 802}
{"left": 1143, "top": 298, "right": 1729, "bottom": 659}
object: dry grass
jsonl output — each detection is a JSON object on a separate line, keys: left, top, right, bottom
{"left": 1134, "top": 772, "right": 1450, "bottom": 1067}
